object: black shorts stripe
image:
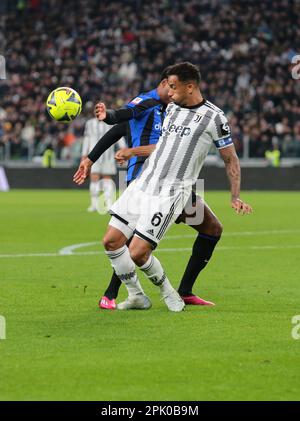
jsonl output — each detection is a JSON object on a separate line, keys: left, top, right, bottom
{"left": 157, "top": 200, "right": 176, "bottom": 239}
{"left": 157, "top": 204, "right": 175, "bottom": 240}
{"left": 134, "top": 230, "right": 157, "bottom": 249}
{"left": 109, "top": 211, "right": 129, "bottom": 226}
{"left": 157, "top": 196, "right": 181, "bottom": 240}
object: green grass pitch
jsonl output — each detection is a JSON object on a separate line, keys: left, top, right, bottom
{"left": 0, "top": 190, "right": 299, "bottom": 401}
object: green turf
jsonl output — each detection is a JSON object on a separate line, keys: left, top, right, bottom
{"left": 0, "top": 190, "right": 300, "bottom": 401}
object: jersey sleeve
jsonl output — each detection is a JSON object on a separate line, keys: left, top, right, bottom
{"left": 211, "top": 112, "right": 234, "bottom": 149}
{"left": 104, "top": 96, "right": 159, "bottom": 125}
{"left": 126, "top": 96, "right": 160, "bottom": 119}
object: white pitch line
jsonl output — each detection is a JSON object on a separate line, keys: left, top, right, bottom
{"left": 58, "top": 228, "right": 300, "bottom": 256}
{"left": 0, "top": 252, "right": 63, "bottom": 258}
{"left": 59, "top": 242, "right": 99, "bottom": 255}
{"left": 1, "top": 244, "right": 300, "bottom": 259}
{"left": 162, "top": 228, "right": 300, "bottom": 240}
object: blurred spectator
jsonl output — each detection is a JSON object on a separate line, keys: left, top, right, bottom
{"left": 60, "top": 131, "right": 76, "bottom": 161}
{"left": 42, "top": 143, "right": 55, "bottom": 168}
{"left": 265, "top": 145, "right": 281, "bottom": 167}
{"left": 0, "top": 0, "right": 299, "bottom": 162}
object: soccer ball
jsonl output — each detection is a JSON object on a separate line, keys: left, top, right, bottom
{"left": 46, "top": 87, "right": 82, "bottom": 122}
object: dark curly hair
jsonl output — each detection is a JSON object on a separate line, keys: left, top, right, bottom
{"left": 166, "top": 62, "right": 201, "bottom": 84}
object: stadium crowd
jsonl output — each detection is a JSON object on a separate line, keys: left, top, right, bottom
{"left": 0, "top": 0, "right": 300, "bottom": 163}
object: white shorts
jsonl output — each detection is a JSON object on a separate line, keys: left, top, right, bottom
{"left": 109, "top": 182, "right": 190, "bottom": 248}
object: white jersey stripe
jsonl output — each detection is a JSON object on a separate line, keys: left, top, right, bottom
{"left": 173, "top": 110, "right": 213, "bottom": 184}
{"left": 155, "top": 111, "right": 196, "bottom": 193}
{"left": 139, "top": 108, "right": 181, "bottom": 191}
{"left": 133, "top": 99, "right": 232, "bottom": 197}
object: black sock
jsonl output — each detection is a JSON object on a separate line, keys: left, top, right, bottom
{"left": 104, "top": 271, "right": 122, "bottom": 300}
{"left": 177, "top": 233, "right": 220, "bottom": 296}
{"left": 103, "top": 237, "right": 132, "bottom": 300}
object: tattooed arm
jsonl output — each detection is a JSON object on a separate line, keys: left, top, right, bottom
{"left": 219, "top": 145, "right": 252, "bottom": 215}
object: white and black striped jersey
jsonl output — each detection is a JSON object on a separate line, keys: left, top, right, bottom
{"left": 82, "top": 118, "right": 126, "bottom": 159}
{"left": 134, "top": 99, "right": 233, "bottom": 196}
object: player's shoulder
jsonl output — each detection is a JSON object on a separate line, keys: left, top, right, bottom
{"left": 204, "top": 100, "right": 223, "bottom": 113}
{"left": 165, "top": 102, "right": 177, "bottom": 114}
{"left": 202, "top": 100, "right": 227, "bottom": 119}
{"left": 127, "top": 89, "right": 160, "bottom": 108}
{"left": 204, "top": 101, "right": 231, "bottom": 142}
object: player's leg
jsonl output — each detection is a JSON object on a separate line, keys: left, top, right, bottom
{"left": 98, "top": 164, "right": 118, "bottom": 307}
{"left": 98, "top": 149, "right": 123, "bottom": 308}
{"left": 99, "top": 236, "right": 132, "bottom": 310}
{"left": 99, "top": 272, "right": 121, "bottom": 309}
{"left": 177, "top": 196, "right": 222, "bottom": 305}
{"left": 128, "top": 236, "right": 184, "bottom": 312}
{"left": 88, "top": 172, "right": 100, "bottom": 212}
{"left": 102, "top": 182, "right": 152, "bottom": 310}
{"left": 102, "top": 219, "right": 151, "bottom": 310}
{"left": 129, "top": 192, "right": 187, "bottom": 312}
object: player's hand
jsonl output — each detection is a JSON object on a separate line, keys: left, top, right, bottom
{"left": 73, "top": 157, "right": 93, "bottom": 185}
{"left": 115, "top": 148, "right": 134, "bottom": 165}
{"left": 94, "top": 102, "right": 107, "bottom": 121}
{"left": 231, "top": 198, "right": 253, "bottom": 215}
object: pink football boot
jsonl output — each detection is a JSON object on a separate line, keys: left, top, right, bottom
{"left": 181, "top": 295, "right": 215, "bottom": 306}
{"left": 99, "top": 296, "right": 117, "bottom": 310}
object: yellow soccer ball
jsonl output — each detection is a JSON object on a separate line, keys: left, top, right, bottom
{"left": 46, "top": 87, "right": 82, "bottom": 122}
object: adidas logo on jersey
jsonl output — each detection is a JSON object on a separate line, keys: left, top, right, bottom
{"left": 146, "top": 229, "right": 154, "bottom": 236}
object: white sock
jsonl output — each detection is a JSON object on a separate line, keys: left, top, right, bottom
{"left": 102, "top": 178, "right": 116, "bottom": 209}
{"left": 139, "top": 254, "right": 175, "bottom": 296}
{"left": 105, "top": 246, "right": 145, "bottom": 297}
{"left": 90, "top": 180, "right": 100, "bottom": 209}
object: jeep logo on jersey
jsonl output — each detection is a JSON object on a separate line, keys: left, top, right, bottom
{"left": 220, "top": 122, "right": 230, "bottom": 136}
{"left": 163, "top": 122, "right": 191, "bottom": 137}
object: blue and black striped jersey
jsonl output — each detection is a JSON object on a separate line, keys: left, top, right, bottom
{"left": 125, "top": 89, "right": 165, "bottom": 182}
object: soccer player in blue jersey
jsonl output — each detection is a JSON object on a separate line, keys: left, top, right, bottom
{"left": 74, "top": 67, "right": 222, "bottom": 310}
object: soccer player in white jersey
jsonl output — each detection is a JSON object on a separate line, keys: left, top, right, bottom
{"left": 82, "top": 117, "right": 125, "bottom": 212}
{"left": 76, "top": 62, "right": 252, "bottom": 312}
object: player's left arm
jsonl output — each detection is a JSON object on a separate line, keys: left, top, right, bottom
{"left": 73, "top": 123, "right": 127, "bottom": 185}
{"left": 95, "top": 102, "right": 133, "bottom": 124}
{"left": 115, "top": 144, "right": 156, "bottom": 165}
{"left": 95, "top": 97, "right": 160, "bottom": 125}
{"left": 211, "top": 113, "right": 252, "bottom": 215}
{"left": 219, "top": 145, "right": 253, "bottom": 215}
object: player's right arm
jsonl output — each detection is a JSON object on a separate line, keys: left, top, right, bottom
{"left": 95, "top": 96, "right": 160, "bottom": 125}
{"left": 73, "top": 123, "right": 127, "bottom": 185}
